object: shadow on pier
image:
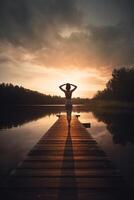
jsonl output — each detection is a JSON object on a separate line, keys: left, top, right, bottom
{"left": 58, "top": 126, "right": 78, "bottom": 200}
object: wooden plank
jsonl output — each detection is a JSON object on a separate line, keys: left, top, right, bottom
{"left": 28, "top": 149, "right": 106, "bottom": 156}
{"left": 13, "top": 169, "right": 120, "bottom": 177}
{"left": 40, "top": 139, "right": 95, "bottom": 141}
{"left": 32, "top": 146, "right": 100, "bottom": 151}
{"left": 0, "top": 189, "right": 128, "bottom": 200}
{"left": 37, "top": 139, "right": 97, "bottom": 144}
{"left": 25, "top": 155, "right": 108, "bottom": 161}
{"left": 19, "top": 161, "right": 113, "bottom": 169}
{"left": 35, "top": 143, "right": 98, "bottom": 147}
{"left": 4, "top": 177, "right": 125, "bottom": 189}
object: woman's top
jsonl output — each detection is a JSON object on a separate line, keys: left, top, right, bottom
{"left": 65, "top": 90, "right": 72, "bottom": 99}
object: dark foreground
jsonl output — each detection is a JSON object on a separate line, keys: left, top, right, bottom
{"left": 0, "top": 115, "right": 132, "bottom": 200}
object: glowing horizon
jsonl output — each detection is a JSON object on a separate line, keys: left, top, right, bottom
{"left": 0, "top": 58, "right": 110, "bottom": 98}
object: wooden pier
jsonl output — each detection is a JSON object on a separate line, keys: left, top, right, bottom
{"left": 0, "top": 115, "right": 132, "bottom": 199}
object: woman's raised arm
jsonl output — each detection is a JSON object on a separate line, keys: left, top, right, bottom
{"left": 59, "top": 83, "right": 66, "bottom": 92}
{"left": 70, "top": 84, "right": 77, "bottom": 92}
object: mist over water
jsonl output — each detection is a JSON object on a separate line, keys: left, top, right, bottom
{"left": 0, "top": 105, "right": 134, "bottom": 188}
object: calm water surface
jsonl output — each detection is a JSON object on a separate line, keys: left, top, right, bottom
{"left": 0, "top": 105, "right": 134, "bottom": 188}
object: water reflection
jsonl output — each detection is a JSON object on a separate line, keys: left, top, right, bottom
{"left": 65, "top": 105, "right": 72, "bottom": 127}
{"left": 0, "top": 114, "right": 57, "bottom": 182}
{"left": 92, "top": 110, "right": 134, "bottom": 145}
{"left": 0, "top": 106, "right": 64, "bottom": 130}
{"left": 0, "top": 105, "right": 89, "bottom": 130}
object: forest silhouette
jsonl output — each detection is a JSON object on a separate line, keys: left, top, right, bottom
{"left": 93, "top": 67, "right": 134, "bottom": 102}
{"left": 0, "top": 83, "right": 89, "bottom": 105}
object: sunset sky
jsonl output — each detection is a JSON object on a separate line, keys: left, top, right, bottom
{"left": 0, "top": 0, "right": 134, "bottom": 97}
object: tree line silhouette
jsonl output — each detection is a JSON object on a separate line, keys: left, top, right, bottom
{"left": 92, "top": 109, "right": 134, "bottom": 145}
{"left": 0, "top": 83, "right": 89, "bottom": 105}
{"left": 93, "top": 67, "right": 134, "bottom": 102}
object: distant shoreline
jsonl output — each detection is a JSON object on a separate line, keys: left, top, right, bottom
{"left": 0, "top": 101, "right": 134, "bottom": 109}
{"left": 0, "top": 103, "right": 85, "bottom": 107}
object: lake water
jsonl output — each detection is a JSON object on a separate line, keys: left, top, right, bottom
{"left": 0, "top": 105, "right": 134, "bottom": 189}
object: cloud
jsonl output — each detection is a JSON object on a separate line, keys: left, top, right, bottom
{"left": 0, "top": 0, "right": 134, "bottom": 97}
{"left": 0, "top": 0, "right": 134, "bottom": 69}
{"left": 0, "top": 0, "right": 81, "bottom": 48}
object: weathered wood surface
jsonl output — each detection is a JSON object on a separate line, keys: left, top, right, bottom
{"left": 0, "top": 115, "right": 132, "bottom": 199}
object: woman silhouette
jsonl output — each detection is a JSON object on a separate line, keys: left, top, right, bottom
{"left": 59, "top": 83, "right": 77, "bottom": 127}
{"left": 59, "top": 83, "right": 77, "bottom": 108}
